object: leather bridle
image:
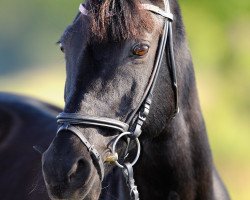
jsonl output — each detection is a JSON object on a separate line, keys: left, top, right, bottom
{"left": 57, "top": 0, "right": 179, "bottom": 199}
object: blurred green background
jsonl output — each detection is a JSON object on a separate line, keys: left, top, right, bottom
{"left": 0, "top": 0, "right": 249, "bottom": 199}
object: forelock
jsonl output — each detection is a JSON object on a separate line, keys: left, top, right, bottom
{"left": 87, "top": 0, "right": 155, "bottom": 41}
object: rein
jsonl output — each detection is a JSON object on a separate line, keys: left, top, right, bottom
{"left": 57, "top": 0, "right": 178, "bottom": 199}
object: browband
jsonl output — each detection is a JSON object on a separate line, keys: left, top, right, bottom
{"left": 79, "top": 4, "right": 88, "bottom": 16}
{"left": 140, "top": 4, "right": 173, "bottom": 20}
{"left": 79, "top": 3, "right": 173, "bottom": 20}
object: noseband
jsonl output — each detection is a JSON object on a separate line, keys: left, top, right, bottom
{"left": 57, "top": 0, "right": 178, "bottom": 199}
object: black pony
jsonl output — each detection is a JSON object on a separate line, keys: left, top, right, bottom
{"left": 42, "top": 0, "right": 230, "bottom": 199}
{"left": 0, "top": 0, "right": 230, "bottom": 199}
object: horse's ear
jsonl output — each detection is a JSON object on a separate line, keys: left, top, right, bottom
{"left": 33, "top": 145, "right": 46, "bottom": 155}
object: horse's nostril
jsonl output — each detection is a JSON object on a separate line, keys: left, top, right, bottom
{"left": 68, "top": 158, "right": 89, "bottom": 184}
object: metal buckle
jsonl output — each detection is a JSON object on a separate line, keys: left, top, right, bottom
{"left": 131, "top": 95, "right": 152, "bottom": 138}
{"left": 132, "top": 106, "right": 149, "bottom": 139}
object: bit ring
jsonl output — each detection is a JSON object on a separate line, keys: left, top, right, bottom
{"left": 111, "top": 132, "right": 141, "bottom": 168}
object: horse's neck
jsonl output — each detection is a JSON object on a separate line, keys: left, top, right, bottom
{"left": 133, "top": 59, "right": 214, "bottom": 199}
{"left": 135, "top": 111, "right": 214, "bottom": 199}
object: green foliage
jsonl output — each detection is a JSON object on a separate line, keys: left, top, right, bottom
{"left": 0, "top": 0, "right": 79, "bottom": 73}
{"left": 179, "top": 1, "right": 250, "bottom": 199}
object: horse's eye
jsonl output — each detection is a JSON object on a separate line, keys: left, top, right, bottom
{"left": 132, "top": 44, "right": 149, "bottom": 56}
{"left": 59, "top": 43, "right": 64, "bottom": 53}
